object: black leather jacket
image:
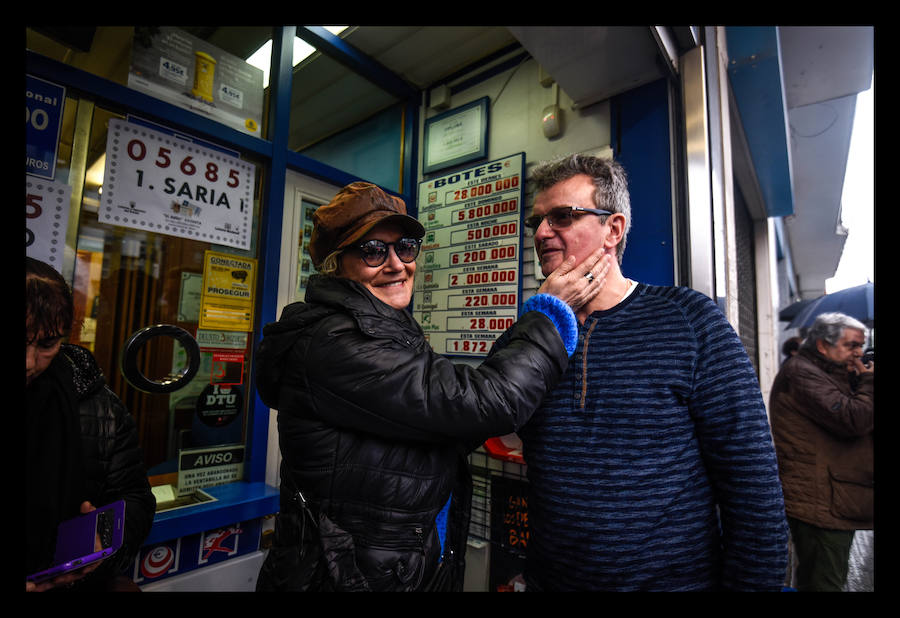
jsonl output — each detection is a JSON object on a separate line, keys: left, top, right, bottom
{"left": 62, "top": 344, "right": 156, "bottom": 585}
{"left": 255, "top": 275, "right": 568, "bottom": 591}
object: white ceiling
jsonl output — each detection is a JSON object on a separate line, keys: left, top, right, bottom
{"left": 506, "top": 26, "right": 667, "bottom": 109}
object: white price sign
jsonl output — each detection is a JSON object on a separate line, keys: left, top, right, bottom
{"left": 101, "top": 118, "right": 255, "bottom": 250}
{"left": 25, "top": 175, "right": 71, "bottom": 270}
{"left": 414, "top": 153, "right": 525, "bottom": 357}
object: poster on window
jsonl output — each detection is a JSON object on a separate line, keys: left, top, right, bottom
{"left": 25, "top": 175, "right": 71, "bottom": 271}
{"left": 128, "top": 27, "right": 264, "bottom": 137}
{"left": 199, "top": 250, "right": 257, "bottom": 332}
{"left": 101, "top": 118, "right": 255, "bottom": 250}
{"left": 26, "top": 75, "right": 65, "bottom": 180}
{"left": 413, "top": 153, "right": 525, "bottom": 357}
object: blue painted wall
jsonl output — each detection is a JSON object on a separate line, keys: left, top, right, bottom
{"left": 612, "top": 79, "right": 675, "bottom": 286}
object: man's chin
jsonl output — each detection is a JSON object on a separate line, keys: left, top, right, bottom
{"left": 540, "top": 255, "right": 563, "bottom": 277}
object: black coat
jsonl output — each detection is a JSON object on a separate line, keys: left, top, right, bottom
{"left": 255, "top": 275, "right": 568, "bottom": 591}
{"left": 35, "top": 345, "right": 156, "bottom": 587}
{"left": 66, "top": 345, "right": 156, "bottom": 580}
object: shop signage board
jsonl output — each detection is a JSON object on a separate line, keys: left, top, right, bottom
{"left": 102, "top": 118, "right": 255, "bottom": 251}
{"left": 414, "top": 153, "right": 525, "bottom": 357}
{"left": 25, "top": 175, "right": 71, "bottom": 271}
{"left": 127, "top": 27, "right": 264, "bottom": 137}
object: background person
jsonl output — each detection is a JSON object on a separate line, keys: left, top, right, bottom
{"left": 782, "top": 336, "right": 802, "bottom": 364}
{"left": 515, "top": 154, "right": 789, "bottom": 591}
{"left": 26, "top": 257, "right": 156, "bottom": 592}
{"left": 254, "top": 181, "right": 608, "bottom": 591}
{"left": 770, "top": 312, "right": 874, "bottom": 591}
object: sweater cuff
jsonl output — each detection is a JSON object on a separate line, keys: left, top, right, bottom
{"left": 521, "top": 293, "right": 578, "bottom": 356}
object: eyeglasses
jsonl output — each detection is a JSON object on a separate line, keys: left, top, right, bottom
{"left": 355, "top": 237, "right": 423, "bottom": 267}
{"left": 524, "top": 206, "right": 613, "bottom": 232}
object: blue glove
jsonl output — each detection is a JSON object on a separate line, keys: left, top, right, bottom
{"left": 520, "top": 293, "right": 578, "bottom": 356}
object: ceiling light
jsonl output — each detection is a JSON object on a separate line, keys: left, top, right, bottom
{"left": 246, "top": 27, "right": 348, "bottom": 88}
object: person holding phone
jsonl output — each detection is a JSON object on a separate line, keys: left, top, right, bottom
{"left": 255, "top": 181, "right": 609, "bottom": 591}
{"left": 770, "top": 312, "right": 874, "bottom": 591}
{"left": 26, "top": 257, "right": 156, "bottom": 591}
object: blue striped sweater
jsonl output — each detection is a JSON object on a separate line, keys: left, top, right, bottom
{"left": 518, "top": 283, "right": 789, "bottom": 591}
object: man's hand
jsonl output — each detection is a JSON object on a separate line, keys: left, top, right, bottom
{"left": 850, "top": 356, "right": 874, "bottom": 375}
{"left": 537, "top": 248, "right": 611, "bottom": 312}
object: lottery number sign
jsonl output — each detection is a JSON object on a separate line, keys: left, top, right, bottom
{"left": 101, "top": 119, "right": 255, "bottom": 250}
{"left": 414, "top": 153, "right": 525, "bottom": 357}
{"left": 25, "top": 176, "right": 71, "bottom": 270}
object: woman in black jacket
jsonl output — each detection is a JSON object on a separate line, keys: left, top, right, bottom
{"left": 26, "top": 257, "right": 156, "bottom": 591}
{"left": 255, "top": 182, "right": 608, "bottom": 591}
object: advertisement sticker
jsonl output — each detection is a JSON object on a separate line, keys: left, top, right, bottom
{"left": 26, "top": 75, "right": 65, "bottom": 180}
{"left": 128, "top": 27, "right": 264, "bottom": 137}
{"left": 199, "top": 250, "right": 257, "bottom": 332}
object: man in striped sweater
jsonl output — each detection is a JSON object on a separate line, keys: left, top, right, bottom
{"left": 517, "top": 154, "right": 789, "bottom": 591}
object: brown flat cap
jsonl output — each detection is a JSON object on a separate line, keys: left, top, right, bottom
{"left": 309, "top": 182, "right": 425, "bottom": 268}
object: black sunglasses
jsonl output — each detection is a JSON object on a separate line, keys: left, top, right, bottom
{"left": 355, "top": 237, "right": 423, "bottom": 267}
{"left": 524, "top": 206, "right": 613, "bottom": 232}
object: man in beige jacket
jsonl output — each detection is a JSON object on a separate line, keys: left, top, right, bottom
{"left": 770, "top": 312, "right": 874, "bottom": 591}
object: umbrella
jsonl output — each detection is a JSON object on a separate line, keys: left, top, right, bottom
{"left": 778, "top": 298, "right": 816, "bottom": 323}
{"left": 787, "top": 282, "right": 874, "bottom": 330}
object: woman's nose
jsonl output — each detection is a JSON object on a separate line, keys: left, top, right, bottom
{"left": 383, "top": 244, "right": 405, "bottom": 269}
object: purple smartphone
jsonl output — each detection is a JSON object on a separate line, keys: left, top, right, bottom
{"left": 27, "top": 500, "right": 126, "bottom": 584}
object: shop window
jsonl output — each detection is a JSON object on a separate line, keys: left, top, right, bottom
{"left": 27, "top": 25, "right": 408, "bottom": 194}
{"left": 285, "top": 27, "right": 406, "bottom": 193}
{"left": 27, "top": 24, "right": 410, "bottom": 509}
{"left": 27, "top": 96, "right": 264, "bottom": 509}
{"left": 27, "top": 26, "right": 273, "bottom": 141}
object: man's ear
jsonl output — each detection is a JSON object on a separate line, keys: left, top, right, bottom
{"left": 604, "top": 213, "right": 627, "bottom": 249}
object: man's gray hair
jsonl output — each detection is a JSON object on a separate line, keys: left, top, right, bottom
{"left": 529, "top": 154, "right": 631, "bottom": 263}
{"left": 802, "top": 312, "right": 867, "bottom": 349}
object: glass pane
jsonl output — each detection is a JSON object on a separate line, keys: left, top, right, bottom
{"left": 27, "top": 27, "right": 272, "bottom": 139}
{"left": 31, "top": 99, "right": 264, "bottom": 506}
{"left": 27, "top": 26, "right": 136, "bottom": 86}
{"left": 287, "top": 28, "right": 405, "bottom": 192}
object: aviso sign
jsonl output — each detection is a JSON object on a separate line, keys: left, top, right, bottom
{"left": 413, "top": 153, "right": 525, "bottom": 357}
